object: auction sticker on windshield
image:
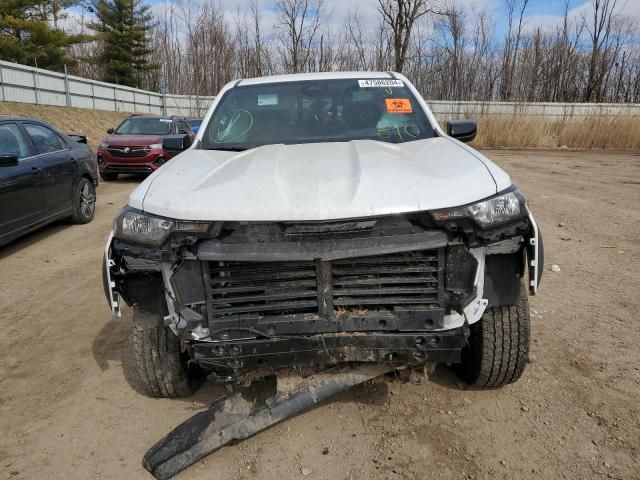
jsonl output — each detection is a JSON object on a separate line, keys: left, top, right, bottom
{"left": 257, "top": 93, "right": 278, "bottom": 106}
{"left": 385, "top": 98, "right": 413, "bottom": 113}
{"left": 358, "top": 79, "right": 404, "bottom": 88}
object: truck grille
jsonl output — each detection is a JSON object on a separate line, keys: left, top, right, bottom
{"left": 208, "top": 261, "right": 318, "bottom": 316}
{"left": 206, "top": 250, "right": 443, "bottom": 319}
{"left": 107, "top": 147, "right": 150, "bottom": 158}
{"left": 332, "top": 252, "right": 440, "bottom": 309}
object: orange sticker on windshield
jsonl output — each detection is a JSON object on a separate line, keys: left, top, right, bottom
{"left": 385, "top": 98, "right": 413, "bottom": 113}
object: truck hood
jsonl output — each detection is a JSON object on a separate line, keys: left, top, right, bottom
{"left": 131, "top": 138, "right": 510, "bottom": 221}
{"left": 103, "top": 134, "right": 165, "bottom": 146}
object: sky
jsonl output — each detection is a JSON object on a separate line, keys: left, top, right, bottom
{"left": 141, "top": 0, "right": 640, "bottom": 22}
{"left": 162, "top": 0, "right": 639, "bottom": 35}
{"left": 66, "top": 0, "right": 640, "bottom": 39}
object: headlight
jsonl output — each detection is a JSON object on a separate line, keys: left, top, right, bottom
{"left": 99, "top": 142, "right": 109, "bottom": 149}
{"left": 114, "top": 209, "right": 174, "bottom": 245}
{"left": 149, "top": 143, "right": 163, "bottom": 150}
{"left": 113, "top": 208, "right": 221, "bottom": 246}
{"left": 432, "top": 189, "right": 525, "bottom": 228}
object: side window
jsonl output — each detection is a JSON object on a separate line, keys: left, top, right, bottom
{"left": 177, "top": 121, "right": 191, "bottom": 134}
{"left": 24, "top": 124, "right": 64, "bottom": 155}
{"left": 0, "top": 123, "right": 31, "bottom": 159}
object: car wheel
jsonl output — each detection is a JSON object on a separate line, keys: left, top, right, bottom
{"left": 455, "top": 282, "right": 530, "bottom": 388}
{"left": 100, "top": 171, "right": 119, "bottom": 181}
{"left": 70, "top": 177, "right": 96, "bottom": 224}
{"left": 132, "top": 307, "right": 205, "bottom": 398}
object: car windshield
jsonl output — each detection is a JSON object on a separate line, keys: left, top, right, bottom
{"left": 115, "top": 117, "right": 172, "bottom": 135}
{"left": 201, "top": 78, "right": 435, "bottom": 151}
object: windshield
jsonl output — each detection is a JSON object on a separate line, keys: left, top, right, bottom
{"left": 115, "top": 117, "right": 172, "bottom": 135}
{"left": 201, "top": 79, "right": 435, "bottom": 150}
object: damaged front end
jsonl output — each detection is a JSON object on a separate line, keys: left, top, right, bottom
{"left": 103, "top": 192, "right": 542, "bottom": 383}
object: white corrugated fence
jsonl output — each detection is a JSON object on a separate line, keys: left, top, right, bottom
{"left": 1, "top": 60, "right": 639, "bottom": 119}
{"left": 0, "top": 60, "right": 215, "bottom": 116}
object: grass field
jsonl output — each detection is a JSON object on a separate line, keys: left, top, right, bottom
{"left": 2, "top": 101, "right": 639, "bottom": 150}
{"left": 471, "top": 115, "right": 640, "bottom": 150}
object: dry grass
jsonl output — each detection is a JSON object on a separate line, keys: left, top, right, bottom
{"left": 0, "top": 102, "right": 130, "bottom": 150}
{"left": 1, "top": 101, "right": 639, "bottom": 150}
{"left": 469, "top": 115, "right": 640, "bottom": 150}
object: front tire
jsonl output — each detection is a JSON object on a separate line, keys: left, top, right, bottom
{"left": 455, "top": 284, "right": 530, "bottom": 388}
{"left": 132, "top": 308, "right": 205, "bottom": 398}
{"left": 70, "top": 177, "right": 96, "bottom": 224}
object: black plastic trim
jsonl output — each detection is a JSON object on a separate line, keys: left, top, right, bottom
{"left": 196, "top": 230, "right": 448, "bottom": 261}
{"left": 190, "top": 328, "right": 469, "bottom": 375}
{"left": 483, "top": 249, "right": 525, "bottom": 307}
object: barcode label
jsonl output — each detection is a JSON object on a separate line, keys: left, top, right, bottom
{"left": 358, "top": 79, "right": 404, "bottom": 88}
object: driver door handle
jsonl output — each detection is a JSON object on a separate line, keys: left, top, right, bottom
{"left": 31, "top": 166, "right": 40, "bottom": 175}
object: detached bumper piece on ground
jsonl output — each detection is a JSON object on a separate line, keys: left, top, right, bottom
{"left": 143, "top": 364, "right": 393, "bottom": 480}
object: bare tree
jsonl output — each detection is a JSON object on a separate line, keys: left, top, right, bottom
{"left": 377, "top": 0, "right": 440, "bottom": 72}
{"left": 338, "top": 11, "right": 370, "bottom": 70}
{"left": 274, "top": 0, "right": 324, "bottom": 73}
{"left": 250, "top": 0, "right": 268, "bottom": 76}
{"left": 499, "top": 0, "right": 529, "bottom": 100}
{"left": 584, "top": 0, "right": 619, "bottom": 101}
{"left": 434, "top": 2, "right": 465, "bottom": 99}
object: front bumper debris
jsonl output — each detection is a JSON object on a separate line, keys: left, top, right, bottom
{"left": 103, "top": 232, "right": 121, "bottom": 317}
{"left": 143, "top": 364, "right": 394, "bottom": 480}
{"left": 190, "top": 329, "right": 468, "bottom": 376}
{"left": 103, "top": 210, "right": 541, "bottom": 378}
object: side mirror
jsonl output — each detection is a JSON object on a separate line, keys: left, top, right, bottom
{"left": 0, "top": 154, "right": 19, "bottom": 167}
{"left": 162, "top": 134, "right": 192, "bottom": 153}
{"left": 68, "top": 134, "right": 87, "bottom": 144}
{"left": 107, "top": 128, "right": 114, "bottom": 134}
{"left": 446, "top": 120, "right": 477, "bottom": 143}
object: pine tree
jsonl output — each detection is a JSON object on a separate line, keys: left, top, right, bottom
{"left": 89, "top": 0, "right": 156, "bottom": 88}
{"left": 0, "top": 0, "right": 86, "bottom": 71}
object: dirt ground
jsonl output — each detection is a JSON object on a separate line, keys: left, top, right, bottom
{"left": 0, "top": 149, "right": 639, "bottom": 480}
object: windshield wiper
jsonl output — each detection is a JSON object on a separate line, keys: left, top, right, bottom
{"left": 207, "top": 146, "right": 247, "bottom": 152}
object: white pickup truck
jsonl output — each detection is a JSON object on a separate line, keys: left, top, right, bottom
{"left": 103, "top": 72, "right": 543, "bottom": 398}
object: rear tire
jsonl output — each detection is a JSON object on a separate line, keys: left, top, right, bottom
{"left": 132, "top": 308, "right": 205, "bottom": 398}
{"left": 70, "top": 177, "right": 95, "bottom": 224}
{"left": 455, "top": 283, "right": 530, "bottom": 388}
{"left": 100, "top": 171, "right": 118, "bottom": 181}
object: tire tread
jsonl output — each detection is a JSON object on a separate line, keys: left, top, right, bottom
{"left": 131, "top": 309, "right": 204, "bottom": 398}
{"left": 456, "top": 284, "right": 530, "bottom": 388}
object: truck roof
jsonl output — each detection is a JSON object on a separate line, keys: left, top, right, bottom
{"left": 238, "top": 71, "right": 398, "bottom": 86}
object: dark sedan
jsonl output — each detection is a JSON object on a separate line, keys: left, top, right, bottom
{"left": 0, "top": 116, "right": 97, "bottom": 246}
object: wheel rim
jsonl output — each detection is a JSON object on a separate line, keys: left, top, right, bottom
{"left": 80, "top": 183, "right": 95, "bottom": 218}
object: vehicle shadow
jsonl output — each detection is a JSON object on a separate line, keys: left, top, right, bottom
{"left": 427, "top": 364, "right": 474, "bottom": 390}
{"left": 427, "top": 364, "right": 469, "bottom": 390}
{"left": 0, "top": 221, "right": 69, "bottom": 260}
{"left": 92, "top": 308, "right": 461, "bottom": 411}
{"left": 332, "top": 376, "right": 390, "bottom": 406}
{"left": 93, "top": 314, "right": 470, "bottom": 467}
{"left": 100, "top": 174, "right": 146, "bottom": 184}
{"left": 91, "top": 305, "right": 225, "bottom": 402}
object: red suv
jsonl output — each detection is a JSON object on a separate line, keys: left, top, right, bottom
{"left": 97, "top": 115, "right": 194, "bottom": 181}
